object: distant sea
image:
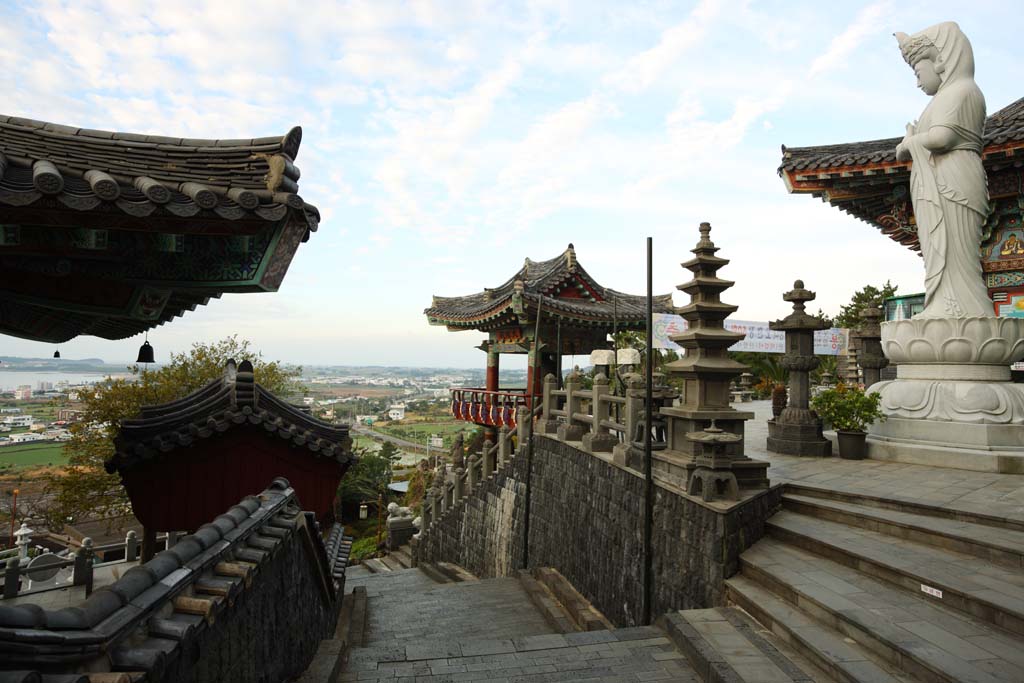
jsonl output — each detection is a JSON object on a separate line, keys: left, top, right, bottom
{"left": 0, "top": 371, "right": 131, "bottom": 392}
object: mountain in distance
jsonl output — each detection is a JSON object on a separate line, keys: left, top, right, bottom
{"left": 0, "top": 356, "right": 127, "bottom": 373}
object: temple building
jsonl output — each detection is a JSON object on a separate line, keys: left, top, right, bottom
{"left": 0, "top": 115, "right": 318, "bottom": 342}
{"left": 425, "top": 243, "right": 673, "bottom": 435}
{"left": 780, "top": 97, "right": 1024, "bottom": 315}
{"left": 109, "top": 359, "right": 353, "bottom": 534}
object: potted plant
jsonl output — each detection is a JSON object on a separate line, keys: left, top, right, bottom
{"left": 810, "top": 383, "right": 885, "bottom": 459}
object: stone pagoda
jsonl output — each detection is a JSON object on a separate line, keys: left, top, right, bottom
{"left": 659, "top": 222, "right": 769, "bottom": 493}
{"left": 766, "top": 280, "right": 832, "bottom": 456}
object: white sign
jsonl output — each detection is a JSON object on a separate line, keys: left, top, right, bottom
{"left": 650, "top": 314, "right": 848, "bottom": 355}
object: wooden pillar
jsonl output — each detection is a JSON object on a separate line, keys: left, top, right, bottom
{"left": 485, "top": 345, "right": 499, "bottom": 441}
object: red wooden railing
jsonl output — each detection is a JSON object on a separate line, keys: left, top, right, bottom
{"left": 449, "top": 388, "right": 532, "bottom": 429}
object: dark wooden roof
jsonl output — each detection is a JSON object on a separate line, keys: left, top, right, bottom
{"left": 108, "top": 360, "right": 352, "bottom": 473}
{"left": 0, "top": 115, "right": 313, "bottom": 220}
{"left": 779, "top": 97, "right": 1024, "bottom": 251}
{"left": 425, "top": 244, "right": 674, "bottom": 330}
{"left": 0, "top": 115, "right": 319, "bottom": 342}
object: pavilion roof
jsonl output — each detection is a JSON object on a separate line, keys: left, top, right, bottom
{"left": 0, "top": 115, "right": 319, "bottom": 342}
{"left": 108, "top": 360, "right": 352, "bottom": 473}
{"left": 779, "top": 96, "right": 1024, "bottom": 251}
{"left": 425, "top": 243, "right": 674, "bottom": 331}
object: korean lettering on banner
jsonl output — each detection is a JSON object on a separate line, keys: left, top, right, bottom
{"left": 648, "top": 315, "right": 847, "bottom": 356}
{"left": 651, "top": 313, "right": 687, "bottom": 350}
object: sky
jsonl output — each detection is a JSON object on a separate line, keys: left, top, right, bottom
{"left": 2, "top": 0, "right": 1022, "bottom": 369}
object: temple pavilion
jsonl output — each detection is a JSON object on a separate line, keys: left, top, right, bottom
{"left": 0, "top": 114, "right": 318, "bottom": 342}
{"left": 425, "top": 244, "right": 673, "bottom": 435}
{"left": 780, "top": 96, "right": 1024, "bottom": 315}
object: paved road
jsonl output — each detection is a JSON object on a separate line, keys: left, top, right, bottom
{"left": 350, "top": 424, "right": 429, "bottom": 453}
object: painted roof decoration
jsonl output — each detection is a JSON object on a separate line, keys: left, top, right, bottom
{"left": 108, "top": 359, "right": 352, "bottom": 473}
{"left": 0, "top": 478, "right": 353, "bottom": 678}
{"left": 425, "top": 243, "right": 674, "bottom": 330}
{"left": 0, "top": 115, "right": 319, "bottom": 343}
{"left": 779, "top": 96, "right": 1024, "bottom": 251}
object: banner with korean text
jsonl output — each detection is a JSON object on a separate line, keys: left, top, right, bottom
{"left": 651, "top": 314, "right": 848, "bottom": 355}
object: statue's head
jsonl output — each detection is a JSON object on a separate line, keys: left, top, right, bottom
{"left": 895, "top": 22, "right": 974, "bottom": 97}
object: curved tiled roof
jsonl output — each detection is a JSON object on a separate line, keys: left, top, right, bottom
{"left": 780, "top": 96, "right": 1024, "bottom": 174}
{"left": 108, "top": 360, "right": 352, "bottom": 472}
{"left": 778, "top": 97, "right": 1024, "bottom": 253}
{"left": 0, "top": 115, "right": 317, "bottom": 223}
{"left": 425, "top": 244, "right": 674, "bottom": 329}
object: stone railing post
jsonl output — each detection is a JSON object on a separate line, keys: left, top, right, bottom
{"left": 467, "top": 453, "right": 480, "bottom": 489}
{"left": 540, "top": 374, "right": 560, "bottom": 434}
{"left": 4, "top": 557, "right": 20, "bottom": 599}
{"left": 516, "top": 406, "right": 528, "bottom": 454}
{"left": 498, "top": 426, "right": 510, "bottom": 467}
{"left": 583, "top": 373, "right": 617, "bottom": 453}
{"left": 482, "top": 440, "right": 494, "bottom": 478}
{"left": 430, "top": 490, "right": 440, "bottom": 523}
{"left": 73, "top": 537, "right": 94, "bottom": 595}
{"left": 557, "top": 369, "right": 585, "bottom": 441}
{"left": 421, "top": 495, "right": 433, "bottom": 530}
{"left": 454, "top": 468, "right": 465, "bottom": 501}
{"left": 125, "top": 530, "right": 138, "bottom": 562}
{"left": 612, "top": 374, "right": 643, "bottom": 466}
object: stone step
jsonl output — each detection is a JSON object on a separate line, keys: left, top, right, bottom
{"left": 660, "top": 607, "right": 816, "bottom": 682}
{"left": 782, "top": 493, "right": 1024, "bottom": 570}
{"left": 785, "top": 484, "right": 1024, "bottom": 535}
{"left": 726, "top": 575, "right": 908, "bottom": 683}
{"left": 361, "top": 558, "right": 392, "bottom": 574}
{"left": 342, "top": 627, "right": 697, "bottom": 681}
{"left": 378, "top": 553, "right": 404, "bottom": 571}
{"left": 767, "top": 510, "right": 1024, "bottom": 636}
{"left": 737, "top": 538, "right": 1024, "bottom": 683}
{"left": 389, "top": 547, "right": 413, "bottom": 569}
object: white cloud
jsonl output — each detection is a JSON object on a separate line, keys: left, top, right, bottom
{"left": 808, "top": 2, "right": 892, "bottom": 78}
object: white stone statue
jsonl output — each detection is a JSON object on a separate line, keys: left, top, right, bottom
{"left": 894, "top": 22, "right": 991, "bottom": 319}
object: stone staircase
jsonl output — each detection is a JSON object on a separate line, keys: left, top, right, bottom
{"left": 331, "top": 562, "right": 699, "bottom": 682}
{"left": 723, "top": 484, "right": 1024, "bottom": 683}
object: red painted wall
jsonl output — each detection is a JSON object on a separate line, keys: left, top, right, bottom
{"left": 122, "top": 429, "right": 347, "bottom": 532}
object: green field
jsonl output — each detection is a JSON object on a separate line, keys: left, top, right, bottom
{"left": 375, "top": 421, "right": 478, "bottom": 449}
{"left": 0, "top": 441, "right": 69, "bottom": 471}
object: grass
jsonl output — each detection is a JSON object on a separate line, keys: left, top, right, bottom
{"left": 0, "top": 441, "right": 68, "bottom": 472}
{"left": 375, "top": 420, "right": 476, "bottom": 448}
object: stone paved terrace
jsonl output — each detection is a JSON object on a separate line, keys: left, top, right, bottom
{"left": 339, "top": 567, "right": 698, "bottom": 682}
{"left": 743, "top": 400, "right": 1024, "bottom": 526}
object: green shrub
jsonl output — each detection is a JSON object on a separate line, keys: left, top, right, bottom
{"left": 811, "top": 383, "right": 885, "bottom": 432}
{"left": 350, "top": 536, "right": 379, "bottom": 562}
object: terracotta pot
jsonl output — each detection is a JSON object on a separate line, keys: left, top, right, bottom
{"left": 836, "top": 429, "right": 867, "bottom": 460}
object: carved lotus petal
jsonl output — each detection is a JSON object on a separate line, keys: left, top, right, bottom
{"left": 977, "top": 338, "right": 1009, "bottom": 364}
{"left": 939, "top": 337, "right": 974, "bottom": 363}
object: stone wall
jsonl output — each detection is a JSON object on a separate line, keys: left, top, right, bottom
{"left": 415, "top": 451, "right": 528, "bottom": 577}
{"left": 415, "top": 435, "right": 782, "bottom": 627}
{"left": 158, "top": 530, "right": 338, "bottom": 683}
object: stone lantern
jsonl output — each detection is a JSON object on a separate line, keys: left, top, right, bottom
{"left": 14, "top": 522, "right": 33, "bottom": 561}
{"left": 766, "top": 280, "right": 832, "bottom": 456}
{"left": 855, "top": 306, "right": 888, "bottom": 389}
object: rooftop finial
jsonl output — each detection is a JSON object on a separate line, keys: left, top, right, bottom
{"left": 697, "top": 222, "right": 713, "bottom": 248}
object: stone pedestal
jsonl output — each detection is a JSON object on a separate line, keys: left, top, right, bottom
{"left": 868, "top": 317, "right": 1024, "bottom": 472}
{"left": 766, "top": 280, "right": 832, "bottom": 457}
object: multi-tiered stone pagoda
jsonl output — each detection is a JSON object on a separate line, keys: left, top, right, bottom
{"left": 660, "top": 222, "right": 769, "bottom": 494}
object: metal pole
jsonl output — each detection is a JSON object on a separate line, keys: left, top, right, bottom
{"left": 643, "top": 237, "right": 654, "bottom": 626}
{"left": 522, "top": 295, "right": 544, "bottom": 569}
{"left": 556, "top": 318, "right": 562, "bottom": 388}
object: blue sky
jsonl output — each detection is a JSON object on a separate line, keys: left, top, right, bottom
{"left": 2, "top": 1, "right": 1022, "bottom": 368}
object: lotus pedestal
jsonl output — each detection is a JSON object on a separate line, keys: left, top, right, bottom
{"left": 868, "top": 317, "right": 1024, "bottom": 473}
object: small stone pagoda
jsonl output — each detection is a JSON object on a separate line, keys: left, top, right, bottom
{"left": 766, "top": 280, "right": 832, "bottom": 456}
{"left": 660, "top": 222, "right": 769, "bottom": 494}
